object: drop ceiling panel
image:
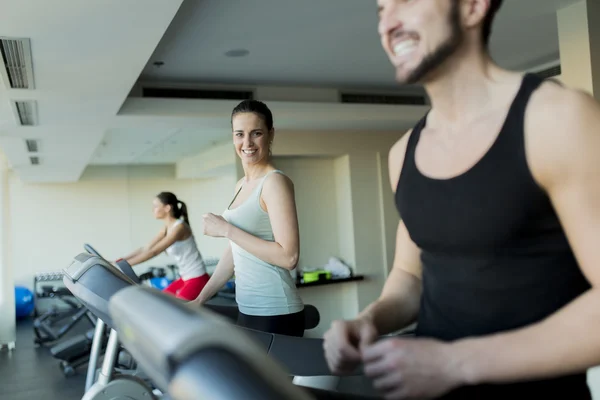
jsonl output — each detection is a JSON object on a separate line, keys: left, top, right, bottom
{"left": 91, "top": 128, "right": 179, "bottom": 165}
{"left": 133, "top": 127, "right": 228, "bottom": 164}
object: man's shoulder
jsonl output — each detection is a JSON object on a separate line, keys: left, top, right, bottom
{"left": 389, "top": 129, "right": 412, "bottom": 159}
{"left": 526, "top": 79, "right": 600, "bottom": 186}
{"left": 388, "top": 123, "right": 419, "bottom": 192}
{"left": 529, "top": 78, "right": 587, "bottom": 111}
{"left": 527, "top": 79, "right": 598, "bottom": 145}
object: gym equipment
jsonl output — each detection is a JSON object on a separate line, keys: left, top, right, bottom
{"left": 62, "top": 251, "right": 371, "bottom": 400}
{"left": 14, "top": 286, "right": 34, "bottom": 319}
{"left": 49, "top": 244, "right": 137, "bottom": 378}
{"left": 302, "top": 270, "right": 333, "bottom": 284}
{"left": 47, "top": 245, "right": 114, "bottom": 376}
{"left": 63, "top": 252, "right": 156, "bottom": 399}
{"left": 63, "top": 246, "right": 228, "bottom": 397}
{"left": 49, "top": 244, "right": 180, "bottom": 378}
{"left": 33, "top": 271, "right": 68, "bottom": 316}
{"left": 149, "top": 276, "right": 171, "bottom": 290}
{"left": 33, "top": 284, "right": 95, "bottom": 346}
{"left": 109, "top": 286, "right": 379, "bottom": 400}
{"left": 51, "top": 327, "right": 108, "bottom": 377}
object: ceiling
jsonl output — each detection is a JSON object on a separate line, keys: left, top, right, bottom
{"left": 0, "top": 0, "right": 576, "bottom": 182}
{"left": 140, "top": 0, "right": 571, "bottom": 89}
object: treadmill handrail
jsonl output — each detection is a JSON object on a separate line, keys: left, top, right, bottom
{"left": 84, "top": 243, "right": 102, "bottom": 257}
{"left": 63, "top": 253, "right": 136, "bottom": 286}
{"left": 169, "top": 349, "right": 314, "bottom": 400}
{"left": 115, "top": 259, "right": 140, "bottom": 284}
{"left": 109, "top": 286, "right": 315, "bottom": 400}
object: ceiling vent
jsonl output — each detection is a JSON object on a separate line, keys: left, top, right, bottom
{"left": 142, "top": 87, "right": 254, "bottom": 100}
{"left": 0, "top": 37, "right": 35, "bottom": 89}
{"left": 25, "top": 139, "right": 38, "bottom": 153}
{"left": 340, "top": 92, "right": 426, "bottom": 106}
{"left": 29, "top": 156, "right": 39, "bottom": 165}
{"left": 535, "top": 64, "right": 561, "bottom": 79}
{"left": 12, "top": 100, "right": 38, "bottom": 126}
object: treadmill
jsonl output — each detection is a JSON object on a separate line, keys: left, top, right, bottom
{"left": 62, "top": 252, "right": 375, "bottom": 397}
{"left": 109, "top": 285, "right": 381, "bottom": 400}
{"left": 62, "top": 249, "right": 240, "bottom": 392}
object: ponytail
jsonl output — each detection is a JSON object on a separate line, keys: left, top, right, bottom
{"left": 178, "top": 200, "right": 190, "bottom": 226}
{"left": 156, "top": 191, "right": 191, "bottom": 228}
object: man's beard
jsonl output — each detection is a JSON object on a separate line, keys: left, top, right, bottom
{"left": 400, "top": 3, "right": 463, "bottom": 85}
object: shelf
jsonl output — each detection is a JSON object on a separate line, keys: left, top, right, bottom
{"left": 296, "top": 275, "right": 364, "bottom": 288}
{"left": 214, "top": 275, "right": 365, "bottom": 301}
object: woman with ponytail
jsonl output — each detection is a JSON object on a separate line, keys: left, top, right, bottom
{"left": 118, "top": 191, "right": 210, "bottom": 300}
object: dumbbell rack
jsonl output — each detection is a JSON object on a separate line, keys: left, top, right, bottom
{"left": 32, "top": 271, "right": 65, "bottom": 318}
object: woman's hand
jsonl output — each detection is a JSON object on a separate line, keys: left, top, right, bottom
{"left": 203, "top": 213, "right": 231, "bottom": 238}
{"left": 187, "top": 297, "right": 204, "bottom": 308}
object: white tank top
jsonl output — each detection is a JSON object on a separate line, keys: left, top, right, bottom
{"left": 165, "top": 219, "right": 207, "bottom": 280}
{"left": 222, "top": 170, "right": 304, "bottom": 316}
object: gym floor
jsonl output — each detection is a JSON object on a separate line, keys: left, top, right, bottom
{"left": 0, "top": 317, "right": 381, "bottom": 400}
{"left": 0, "top": 319, "right": 88, "bottom": 400}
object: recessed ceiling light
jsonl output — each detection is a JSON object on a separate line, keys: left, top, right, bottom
{"left": 224, "top": 49, "right": 249, "bottom": 58}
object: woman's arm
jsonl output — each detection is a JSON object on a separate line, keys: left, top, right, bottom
{"left": 121, "top": 248, "right": 142, "bottom": 261}
{"left": 126, "top": 225, "right": 182, "bottom": 266}
{"left": 121, "top": 227, "right": 166, "bottom": 261}
{"left": 203, "top": 173, "right": 300, "bottom": 270}
{"left": 192, "top": 245, "right": 235, "bottom": 304}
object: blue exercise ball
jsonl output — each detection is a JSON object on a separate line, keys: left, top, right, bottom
{"left": 14, "top": 286, "right": 34, "bottom": 319}
{"left": 150, "top": 277, "right": 172, "bottom": 290}
{"left": 224, "top": 280, "right": 235, "bottom": 290}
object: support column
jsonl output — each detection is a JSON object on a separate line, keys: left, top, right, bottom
{"left": 347, "top": 151, "right": 388, "bottom": 312}
{"left": 0, "top": 151, "right": 14, "bottom": 349}
{"left": 557, "top": 0, "right": 600, "bottom": 97}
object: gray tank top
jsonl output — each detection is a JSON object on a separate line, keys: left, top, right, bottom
{"left": 222, "top": 170, "right": 304, "bottom": 316}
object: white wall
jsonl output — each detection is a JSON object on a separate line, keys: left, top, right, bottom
{"left": 334, "top": 155, "right": 357, "bottom": 268}
{"left": 273, "top": 157, "right": 340, "bottom": 270}
{"left": 273, "top": 156, "right": 358, "bottom": 336}
{"left": 273, "top": 131, "right": 401, "bottom": 319}
{"left": 9, "top": 165, "right": 236, "bottom": 287}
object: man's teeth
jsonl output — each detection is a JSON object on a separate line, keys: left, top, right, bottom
{"left": 393, "top": 40, "right": 417, "bottom": 57}
{"left": 243, "top": 149, "right": 257, "bottom": 154}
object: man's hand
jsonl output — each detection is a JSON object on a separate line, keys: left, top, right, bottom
{"left": 323, "top": 318, "right": 378, "bottom": 375}
{"left": 362, "top": 337, "right": 465, "bottom": 399}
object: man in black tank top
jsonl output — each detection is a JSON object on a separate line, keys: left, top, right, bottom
{"left": 323, "top": 1, "right": 600, "bottom": 399}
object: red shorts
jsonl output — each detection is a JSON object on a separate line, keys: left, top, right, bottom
{"left": 163, "top": 274, "right": 210, "bottom": 301}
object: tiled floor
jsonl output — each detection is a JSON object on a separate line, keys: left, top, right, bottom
{"left": 0, "top": 319, "right": 89, "bottom": 400}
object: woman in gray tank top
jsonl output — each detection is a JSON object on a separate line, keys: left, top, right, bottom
{"left": 190, "top": 100, "right": 305, "bottom": 337}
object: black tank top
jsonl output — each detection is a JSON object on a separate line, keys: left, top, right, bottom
{"left": 396, "top": 73, "right": 591, "bottom": 399}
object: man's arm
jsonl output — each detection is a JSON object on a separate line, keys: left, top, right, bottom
{"left": 358, "top": 131, "right": 423, "bottom": 335}
{"left": 358, "top": 221, "right": 422, "bottom": 335}
{"left": 453, "top": 84, "right": 600, "bottom": 385}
